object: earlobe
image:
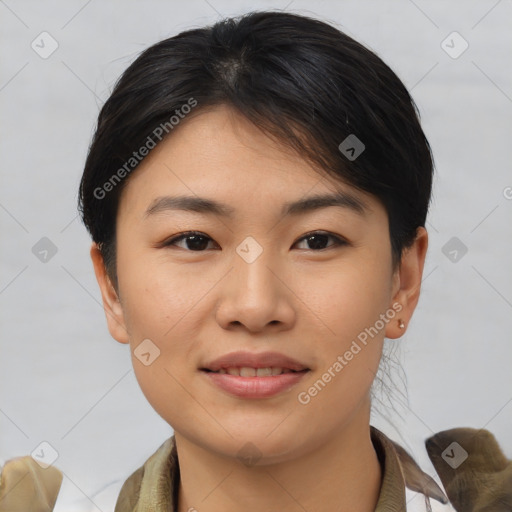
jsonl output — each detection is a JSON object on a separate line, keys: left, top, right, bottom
{"left": 385, "top": 227, "right": 428, "bottom": 340}
{"left": 89, "top": 242, "right": 130, "bottom": 344}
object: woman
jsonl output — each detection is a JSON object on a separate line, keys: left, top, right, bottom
{"left": 81, "top": 10, "right": 440, "bottom": 511}
{"left": 4, "top": 10, "right": 507, "bottom": 512}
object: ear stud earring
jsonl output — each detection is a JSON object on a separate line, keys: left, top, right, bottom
{"left": 398, "top": 319, "right": 405, "bottom": 329}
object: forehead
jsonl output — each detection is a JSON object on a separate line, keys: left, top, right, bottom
{"left": 117, "top": 104, "right": 380, "bottom": 221}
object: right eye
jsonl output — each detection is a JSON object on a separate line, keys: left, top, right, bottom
{"left": 161, "top": 231, "right": 218, "bottom": 251}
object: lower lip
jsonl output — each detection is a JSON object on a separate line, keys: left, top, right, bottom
{"left": 201, "top": 370, "right": 309, "bottom": 398}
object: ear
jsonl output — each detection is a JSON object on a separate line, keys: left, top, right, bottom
{"left": 90, "top": 242, "right": 130, "bottom": 344}
{"left": 385, "top": 226, "right": 428, "bottom": 339}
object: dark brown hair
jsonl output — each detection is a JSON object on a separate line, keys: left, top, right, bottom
{"left": 78, "top": 10, "right": 434, "bottom": 291}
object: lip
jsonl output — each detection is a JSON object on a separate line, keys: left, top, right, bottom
{"left": 200, "top": 350, "right": 309, "bottom": 372}
{"left": 201, "top": 370, "right": 310, "bottom": 398}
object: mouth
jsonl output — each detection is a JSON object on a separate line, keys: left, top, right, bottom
{"left": 200, "top": 367, "right": 310, "bottom": 398}
{"left": 201, "top": 350, "right": 310, "bottom": 374}
{"left": 200, "top": 367, "right": 309, "bottom": 377}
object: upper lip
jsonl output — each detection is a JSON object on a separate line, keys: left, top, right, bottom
{"left": 201, "top": 351, "right": 309, "bottom": 372}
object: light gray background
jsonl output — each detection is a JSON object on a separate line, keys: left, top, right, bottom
{"left": 1, "top": 1, "right": 511, "bottom": 510}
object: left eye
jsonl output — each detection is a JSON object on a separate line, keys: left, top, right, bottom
{"left": 294, "top": 231, "right": 347, "bottom": 250}
{"left": 162, "top": 231, "right": 347, "bottom": 252}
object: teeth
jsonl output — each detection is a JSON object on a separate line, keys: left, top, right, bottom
{"left": 240, "top": 367, "right": 256, "bottom": 377}
{"left": 215, "top": 367, "right": 295, "bottom": 376}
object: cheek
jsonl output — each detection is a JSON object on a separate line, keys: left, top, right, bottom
{"left": 298, "top": 257, "right": 393, "bottom": 344}
{"left": 326, "top": 260, "right": 392, "bottom": 389}
{"left": 295, "top": 256, "right": 391, "bottom": 401}
{"left": 117, "top": 248, "right": 201, "bottom": 337}
{"left": 297, "top": 275, "right": 387, "bottom": 417}
{"left": 120, "top": 263, "right": 200, "bottom": 420}
{"left": 117, "top": 253, "right": 215, "bottom": 391}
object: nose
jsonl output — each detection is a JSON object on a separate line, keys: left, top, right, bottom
{"left": 214, "top": 244, "right": 296, "bottom": 333}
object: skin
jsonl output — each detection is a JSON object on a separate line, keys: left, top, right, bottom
{"left": 91, "top": 104, "right": 428, "bottom": 512}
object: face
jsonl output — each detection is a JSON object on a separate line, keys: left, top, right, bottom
{"left": 92, "top": 104, "right": 427, "bottom": 463}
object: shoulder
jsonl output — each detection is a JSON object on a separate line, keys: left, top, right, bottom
{"left": 425, "top": 427, "right": 512, "bottom": 512}
{"left": 114, "top": 464, "right": 146, "bottom": 512}
{"left": 114, "top": 435, "right": 177, "bottom": 512}
{"left": 0, "top": 455, "right": 63, "bottom": 512}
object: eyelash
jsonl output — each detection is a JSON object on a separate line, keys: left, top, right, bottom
{"left": 161, "top": 230, "right": 348, "bottom": 252}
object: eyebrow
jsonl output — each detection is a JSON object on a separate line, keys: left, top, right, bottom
{"left": 144, "top": 191, "right": 369, "bottom": 220}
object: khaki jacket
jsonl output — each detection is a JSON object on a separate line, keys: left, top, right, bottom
{"left": 2, "top": 425, "right": 508, "bottom": 511}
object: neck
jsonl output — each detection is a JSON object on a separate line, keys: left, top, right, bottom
{"left": 175, "top": 402, "right": 382, "bottom": 512}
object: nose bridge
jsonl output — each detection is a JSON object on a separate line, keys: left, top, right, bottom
{"left": 233, "top": 234, "right": 279, "bottom": 299}
{"left": 214, "top": 234, "right": 294, "bottom": 331}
